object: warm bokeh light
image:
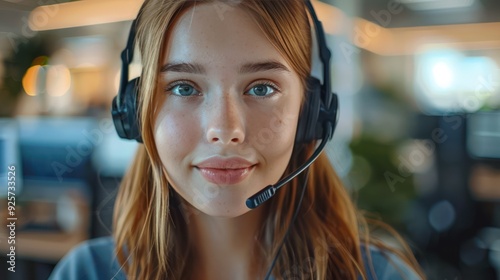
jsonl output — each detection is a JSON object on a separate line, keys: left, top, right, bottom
{"left": 47, "top": 65, "right": 72, "bottom": 97}
{"left": 22, "top": 65, "right": 43, "bottom": 96}
{"left": 22, "top": 65, "right": 72, "bottom": 97}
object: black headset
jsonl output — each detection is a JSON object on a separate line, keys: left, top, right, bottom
{"left": 112, "top": 2, "right": 339, "bottom": 277}
{"left": 112, "top": 0, "right": 339, "bottom": 146}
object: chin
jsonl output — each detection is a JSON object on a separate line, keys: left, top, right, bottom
{"left": 197, "top": 200, "right": 252, "bottom": 218}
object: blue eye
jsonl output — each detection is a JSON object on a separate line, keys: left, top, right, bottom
{"left": 166, "top": 82, "right": 199, "bottom": 97}
{"left": 247, "top": 82, "right": 279, "bottom": 97}
{"left": 165, "top": 81, "right": 280, "bottom": 97}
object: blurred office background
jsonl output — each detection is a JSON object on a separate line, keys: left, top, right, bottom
{"left": 0, "top": 0, "right": 499, "bottom": 279}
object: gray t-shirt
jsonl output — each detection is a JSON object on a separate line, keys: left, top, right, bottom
{"left": 49, "top": 237, "right": 421, "bottom": 280}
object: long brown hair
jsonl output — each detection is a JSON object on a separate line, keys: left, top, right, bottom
{"left": 112, "top": 0, "right": 425, "bottom": 279}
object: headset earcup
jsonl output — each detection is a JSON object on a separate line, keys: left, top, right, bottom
{"left": 295, "top": 76, "right": 322, "bottom": 143}
{"left": 111, "top": 77, "right": 142, "bottom": 142}
{"left": 112, "top": 95, "right": 127, "bottom": 139}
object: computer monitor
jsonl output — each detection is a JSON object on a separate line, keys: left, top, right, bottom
{"left": 16, "top": 117, "right": 97, "bottom": 197}
{"left": 0, "top": 119, "right": 23, "bottom": 198}
{"left": 467, "top": 111, "right": 500, "bottom": 159}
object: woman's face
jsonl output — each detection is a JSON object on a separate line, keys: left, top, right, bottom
{"left": 154, "top": 2, "right": 303, "bottom": 217}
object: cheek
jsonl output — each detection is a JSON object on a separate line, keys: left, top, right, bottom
{"left": 154, "top": 108, "right": 200, "bottom": 164}
{"left": 248, "top": 102, "right": 301, "bottom": 160}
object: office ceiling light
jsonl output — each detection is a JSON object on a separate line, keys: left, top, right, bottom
{"left": 28, "top": 0, "right": 500, "bottom": 55}
{"left": 397, "top": 0, "right": 475, "bottom": 11}
{"left": 29, "top": 0, "right": 339, "bottom": 32}
{"left": 29, "top": 0, "right": 143, "bottom": 31}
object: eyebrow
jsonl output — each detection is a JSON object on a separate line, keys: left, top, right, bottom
{"left": 160, "top": 60, "right": 290, "bottom": 74}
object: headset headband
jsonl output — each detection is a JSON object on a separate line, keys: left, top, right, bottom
{"left": 117, "top": 18, "right": 138, "bottom": 109}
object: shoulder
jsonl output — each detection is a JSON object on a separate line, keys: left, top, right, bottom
{"left": 49, "top": 236, "right": 126, "bottom": 280}
{"left": 361, "top": 245, "right": 422, "bottom": 280}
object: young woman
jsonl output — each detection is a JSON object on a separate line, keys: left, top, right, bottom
{"left": 50, "top": 0, "right": 425, "bottom": 279}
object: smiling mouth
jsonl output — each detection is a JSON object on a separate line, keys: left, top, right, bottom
{"left": 196, "top": 165, "right": 256, "bottom": 185}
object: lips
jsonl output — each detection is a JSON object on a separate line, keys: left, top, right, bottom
{"left": 195, "top": 157, "right": 256, "bottom": 185}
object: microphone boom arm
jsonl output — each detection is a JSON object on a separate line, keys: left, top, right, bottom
{"left": 246, "top": 124, "right": 333, "bottom": 209}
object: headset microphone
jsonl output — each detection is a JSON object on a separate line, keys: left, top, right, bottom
{"left": 246, "top": 121, "right": 334, "bottom": 209}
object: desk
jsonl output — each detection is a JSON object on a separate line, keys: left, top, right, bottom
{"left": 0, "top": 193, "right": 90, "bottom": 263}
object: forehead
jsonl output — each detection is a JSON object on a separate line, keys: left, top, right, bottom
{"left": 162, "top": 2, "right": 288, "bottom": 69}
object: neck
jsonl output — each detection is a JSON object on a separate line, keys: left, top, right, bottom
{"left": 183, "top": 200, "right": 269, "bottom": 280}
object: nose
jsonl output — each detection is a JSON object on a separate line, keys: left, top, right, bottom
{"left": 205, "top": 93, "right": 245, "bottom": 145}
